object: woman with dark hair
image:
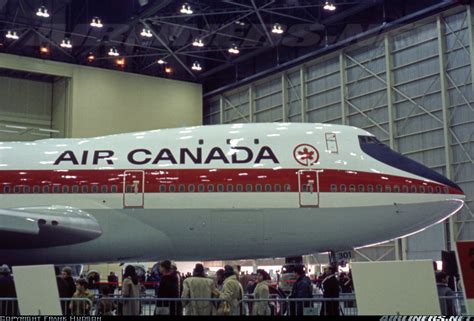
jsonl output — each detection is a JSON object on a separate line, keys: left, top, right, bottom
{"left": 156, "top": 260, "right": 180, "bottom": 316}
{"left": 252, "top": 269, "right": 271, "bottom": 315}
{"left": 122, "top": 265, "right": 140, "bottom": 315}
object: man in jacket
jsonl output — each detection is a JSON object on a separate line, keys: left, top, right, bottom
{"left": 436, "top": 271, "right": 456, "bottom": 315}
{"left": 57, "top": 266, "right": 76, "bottom": 314}
{"left": 218, "top": 265, "right": 244, "bottom": 316}
{"left": 181, "top": 263, "right": 216, "bottom": 315}
{"left": 157, "top": 260, "right": 180, "bottom": 316}
{"left": 0, "top": 265, "right": 17, "bottom": 315}
{"left": 320, "top": 265, "right": 340, "bottom": 316}
{"left": 289, "top": 264, "right": 313, "bottom": 316}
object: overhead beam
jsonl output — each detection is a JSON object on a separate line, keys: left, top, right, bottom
{"left": 251, "top": 0, "right": 275, "bottom": 47}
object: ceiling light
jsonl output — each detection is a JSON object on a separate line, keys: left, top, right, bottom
{"left": 40, "top": 44, "right": 49, "bottom": 54}
{"left": 228, "top": 44, "right": 239, "bottom": 55}
{"left": 271, "top": 23, "right": 284, "bottom": 34}
{"left": 180, "top": 3, "right": 193, "bottom": 14}
{"left": 140, "top": 28, "right": 153, "bottom": 38}
{"left": 6, "top": 31, "right": 19, "bottom": 40}
{"left": 191, "top": 61, "right": 202, "bottom": 71}
{"left": 108, "top": 47, "right": 119, "bottom": 57}
{"left": 87, "top": 53, "right": 95, "bottom": 62}
{"left": 192, "top": 38, "right": 204, "bottom": 47}
{"left": 157, "top": 59, "right": 166, "bottom": 64}
{"left": 60, "top": 38, "right": 72, "bottom": 49}
{"left": 235, "top": 21, "right": 245, "bottom": 26}
{"left": 323, "top": 1, "right": 336, "bottom": 11}
{"left": 165, "top": 66, "right": 172, "bottom": 74}
{"left": 90, "top": 17, "right": 103, "bottom": 28}
{"left": 36, "top": 6, "right": 50, "bottom": 18}
{"left": 116, "top": 58, "right": 125, "bottom": 66}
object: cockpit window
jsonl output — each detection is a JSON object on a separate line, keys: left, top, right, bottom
{"left": 359, "top": 135, "right": 383, "bottom": 145}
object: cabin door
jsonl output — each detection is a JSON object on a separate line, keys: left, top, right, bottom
{"left": 123, "top": 170, "right": 145, "bottom": 208}
{"left": 298, "top": 170, "right": 319, "bottom": 207}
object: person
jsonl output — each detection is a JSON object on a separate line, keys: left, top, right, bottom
{"left": 289, "top": 264, "right": 313, "bottom": 316}
{"left": 0, "top": 264, "right": 18, "bottom": 315}
{"left": 181, "top": 263, "right": 216, "bottom": 315}
{"left": 69, "top": 279, "right": 94, "bottom": 315}
{"left": 108, "top": 272, "right": 118, "bottom": 293}
{"left": 156, "top": 260, "right": 180, "bottom": 316}
{"left": 97, "top": 286, "right": 117, "bottom": 316}
{"left": 57, "top": 266, "right": 76, "bottom": 314}
{"left": 252, "top": 269, "right": 271, "bottom": 316}
{"left": 215, "top": 269, "right": 225, "bottom": 291}
{"left": 436, "top": 271, "right": 456, "bottom": 316}
{"left": 217, "top": 265, "right": 244, "bottom": 316}
{"left": 320, "top": 265, "right": 340, "bottom": 316}
{"left": 121, "top": 265, "right": 141, "bottom": 316}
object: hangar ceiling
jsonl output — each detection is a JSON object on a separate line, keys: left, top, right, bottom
{"left": 0, "top": 0, "right": 462, "bottom": 92}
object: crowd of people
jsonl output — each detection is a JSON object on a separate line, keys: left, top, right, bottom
{"left": 0, "top": 261, "right": 461, "bottom": 316}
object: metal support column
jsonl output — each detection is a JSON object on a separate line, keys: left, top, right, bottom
{"left": 249, "top": 85, "right": 254, "bottom": 123}
{"left": 282, "top": 73, "right": 289, "bottom": 122}
{"left": 468, "top": 4, "right": 474, "bottom": 93}
{"left": 300, "top": 66, "right": 307, "bottom": 122}
{"left": 437, "top": 16, "right": 456, "bottom": 251}
{"left": 219, "top": 95, "right": 224, "bottom": 124}
{"left": 339, "top": 51, "right": 347, "bottom": 125}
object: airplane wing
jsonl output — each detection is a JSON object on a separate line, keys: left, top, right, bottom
{"left": 0, "top": 206, "right": 102, "bottom": 249}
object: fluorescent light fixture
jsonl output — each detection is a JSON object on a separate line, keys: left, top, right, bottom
{"left": 108, "top": 47, "right": 119, "bottom": 57}
{"left": 228, "top": 44, "right": 240, "bottom": 54}
{"left": 180, "top": 3, "right": 193, "bottom": 14}
{"left": 191, "top": 61, "right": 202, "bottom": 71}
{"left": 5, "top": 125, "right": 27, "bottom": 130}
{"left": 192, "top": 38, "right": 204, "bottom": 47}
{"left": 38, "top": 128, "right": 60, "bottom": 133}
{"left": 90, "top": 17, "right": 103, "bottom": 28}
{"left": 157, "top": 59, "right": 166, "bottom": 64}
{"left": 60, "top": 38, "right": 72, "bottom": 49}
{"left": 6, "top": 31, "right": 19, "bottom": 40}
{"left": 140, "top": 28, "right": 153, "bottom": 38}
{"left": 36, "top": 6, "right": 50, "bottom": 18}
{"left": 323, "top": 1, "right": 336, "bottom": 11}
{"left": 271, "top": 23, "right": 284, "bottom": 34}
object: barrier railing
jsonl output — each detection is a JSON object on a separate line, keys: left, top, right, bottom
{"left": 0, "top": 294, "right": 467, "bottom": 316}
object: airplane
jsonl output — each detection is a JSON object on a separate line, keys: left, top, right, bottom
{"left": 0, "top": 123, "right": 465, "bottom": 265}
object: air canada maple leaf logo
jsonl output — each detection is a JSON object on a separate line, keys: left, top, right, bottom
{"left": 293, "top": 144, "right": 319, "bottom": 167}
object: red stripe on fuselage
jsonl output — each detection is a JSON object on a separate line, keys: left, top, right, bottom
{"left": 0, "top": 168, "right": 462, "bottom": 195}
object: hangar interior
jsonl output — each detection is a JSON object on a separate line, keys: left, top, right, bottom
{"left": 0, "top": 0, "right": 472, "bottom": 271}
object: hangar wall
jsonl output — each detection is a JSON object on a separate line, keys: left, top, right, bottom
{"left": 204, "top": 6, "right": 474, "bottom": 262}
{"left": 0, "top": 53, "right": 203, "bottom": 139}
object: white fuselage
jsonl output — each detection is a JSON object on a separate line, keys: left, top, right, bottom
{"left": 0, "top": 123, "right": 465, "bottom": 265}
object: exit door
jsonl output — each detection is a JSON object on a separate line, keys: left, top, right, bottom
{"left": 298, "top": 170, "right": 319, "bottom": 207}
{"left": 123, "top": 170, "right": 145, "bottom": 208}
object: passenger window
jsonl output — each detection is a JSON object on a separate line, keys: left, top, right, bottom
{"left": 443, "top": 187, "right": 449, "bottom": 194}
{"left": 411, "top": 185, "right": 417, "bottom": 193}
{"left": 246, "top": 184, "right": 253, "bottom": 192}
{"left": 302, "top": 185, "right": 308, "bottom": 192}
{"left": 419, "top": 186, "right": 425, "bottom": 193}
{"left": 274, "top": 184, "right": 281, "bottom": 192}
{"left": 101, "top": 185, "right": 107, "bottom": 193}
{"left": 92, "top": 185, "right": 98, "bottom": 193}
{"left": 367, "top": 185, "right": 374, "bottom": 192}
{"left": 43, "top": 185, "right": 50, "bottom": 193}
{"left": 435, "top": 186, "right": 441, "bottom": 193}
{"left": 53, "top": 185, "right": 60, "bottom": 193}
{"left": 385, "top": 185, "right": 391, "bottom": 192}
{"left": 402, "top": 185, "right": 409, "bottom": 193}
{"left": 284, "top": 184, "right": 291, "bottom": 192}
{"left": 126, "top": 185, "right": 132, "bottom": 193}
{"left": 428, "top": 186, "right": 433, "bottom": 193}
{"left": 208, "top": 184, "right": 214, "bottom": 192}
{"left": 62, "top": 185, "right": 69, "bottom": 193}
{"left": 81, "top": 185, "right": 88, "bottom": 193}
{"left": 198, "top": 184, "right": 205, "bottom": 192}
{"left": 236, "top": 184, "right": 243, "bottom": 192}
{"left": 188, "top": 184, "right": 195, "bottom": 192}
{"left": 330, "top": 184, "right": 337, "bottom": 192}
{"left": 111, "top": 185, "right": 117, "bottom": 193}
{"left": 14, "top": 186, "right": 21, "bottom": 193}
{"left": 376, "top": 185, "right": 382, "bottom": 193}
{"left": 169, "top": 185, "right": 176, "bottom": 193}
{"left": 24, "top": 186, "right": 30, "bottom": 193}
{"left": 349, "top": 185, "right": 355, "bottom": 192}
{"left": 179, "top": 184, "right": 185, "bottom": 193}
{"left": 72, "top": 185, "right": 79, "bottom": 193}
{"left": 3, "top": 186, "right": 10, "bottom": 193}
{"left": 33, "top": 185, "right": 40, "bottom": 193}
{"left": 358, "top": 184, "right": 365, "bottom": 192}
{"left": 340, "top": 185, "right": 347, "bottom": 192}
{"left": 265, "top": 184, "right": 271, "bottom": 192}
{"left": 160, "top": 185, "right": 166, "bottom": 193}
{"left": 256, "top": 184, "right": 262, "bottom": 192}
{"left": 393, "top": 185, "right": 400, "bottom": 193}
{"left": 226, "top": 184, "right": 233, "bottom": 192}
{"left": 217, "top": 184, "right": 224, "bottom": 192}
